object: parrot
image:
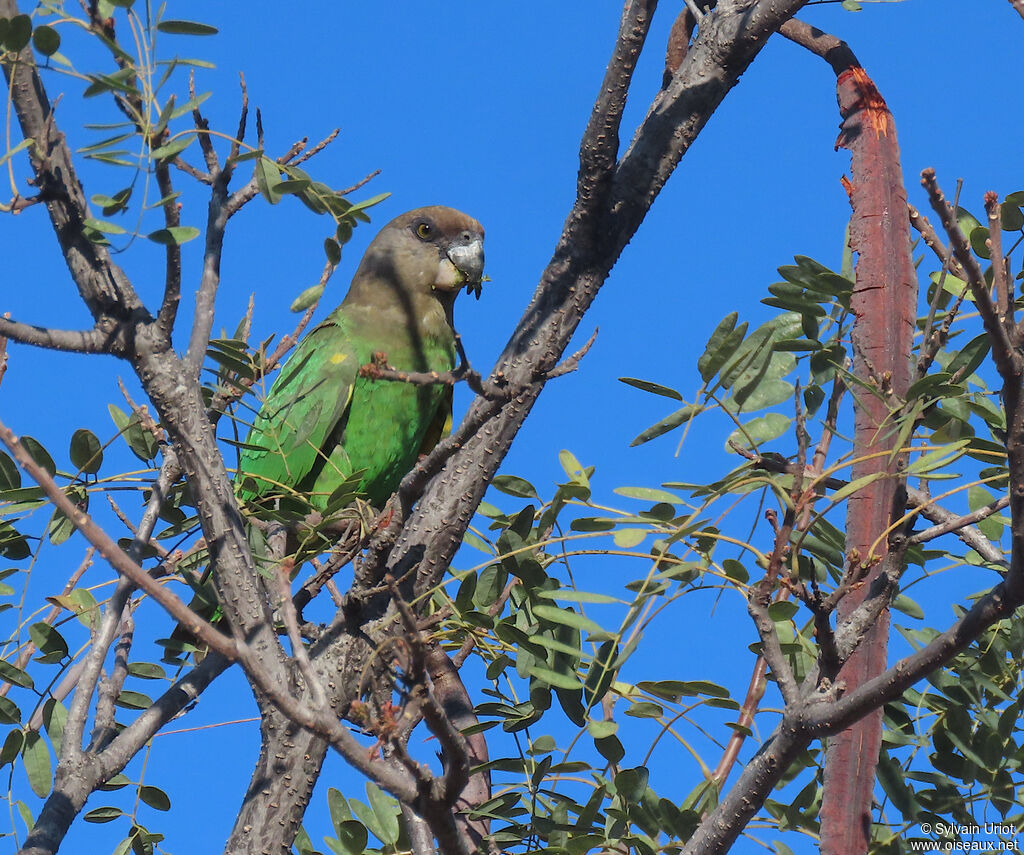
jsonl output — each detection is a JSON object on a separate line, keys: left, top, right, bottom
{"left": 235, "top": 206, "right": 485, "bottom": 513}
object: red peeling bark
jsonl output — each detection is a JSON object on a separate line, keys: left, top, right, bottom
{"left": 820, "top": 63, "right": 917, "bottom": 854}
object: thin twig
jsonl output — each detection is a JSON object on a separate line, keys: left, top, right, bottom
{"left": 154, "top": 158, "right": 182, "bottom": 337}
{"left": 277, "top": 565, "right": 326, "bottom": 708}
{"left": 922, "top": 169, "right": 1021, "bottom": 380}
{"left": 190, "top": 70, "right": 218, "bottom": 173}
{"left": 984, "top": 192, "right": 1011, "bottom": 328}
{"left": 229, "top": 73, "right": 248, "bottom": 163}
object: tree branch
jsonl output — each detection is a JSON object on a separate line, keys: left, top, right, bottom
{"left": 0, "top": 316, "right": 120, "bottom": 353}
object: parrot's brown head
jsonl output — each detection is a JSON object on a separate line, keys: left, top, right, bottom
{"left": 349, "top": 206, "right": 485, "bottom": 306}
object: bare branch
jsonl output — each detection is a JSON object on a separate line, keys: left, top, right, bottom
{"left": 183, "top": 173, "right": 230, "bottom": 377}
{"left": 922, "top": 169, "right": 1021, "bottom": 380}
{"left": 190, "top": 70, "right": 219, "bottom": 173}
{"left": 229, "top": 73, "right": 248, "bottom": 163}
{"left": 89, "top": 602, "right": 135, "bottom": 751}
{"left": 337, "top": 168, "right": 382, "bottom": 196}
{"left": 0, "top": 1, "right": 147, "bottom": 333}
{"left": 907, "top": 486, "right": 1008, "bottom": 566}
{"left": 985, "top": 192, "right": 1012, "bottom": 329}
{"left": 0, "top": 316, "right": 119, "bottom": 353}
{"left": 154, "top": 160, "right": 183, "bottom": 337}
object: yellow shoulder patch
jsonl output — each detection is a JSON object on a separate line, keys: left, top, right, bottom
{"left": 329, "top": 353, "right": 348, "bottom": 364}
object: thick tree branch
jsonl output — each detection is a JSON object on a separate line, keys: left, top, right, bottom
{"left": 0, "top": 0, "right": 148, "bottom": 340}
{"left": 0, "top": 316, "right": 119, "bottom": 353}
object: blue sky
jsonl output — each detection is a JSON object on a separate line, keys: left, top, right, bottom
{"left": 3, "top": 1, "right": 1023, "bottom": 853}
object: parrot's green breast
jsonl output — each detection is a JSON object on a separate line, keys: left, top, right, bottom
{"left": 236, "top": 309, "right": 454, "bottom": 510}
{"left": 315, "top": 321, "right": 454, "bottom": 506}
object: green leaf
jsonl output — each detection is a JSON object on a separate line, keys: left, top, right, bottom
{"left": 945, "top": 333, "right": 990, "bottom": 381}
{"left": 83, "top": 217, "right": 127, "bottom": 235}
{"left": 0, "top": 729, "right": 24, "bottom": 767}
{"left": 0, "top": 522, "right": 31, "bottom": 560}
{"left": 536, "top": 589, "right": 621, "bottom": 605}
{"left": 726, "top": 414, "right": 791, "bottom": 450}
{"left": 722, "top": 559, "right": 748, "bottom": 583}
{"left": 324, "top": 237, "right": 341, "bottom": 266}
{"left": 731, "top": 378, "right": 795, "bottom": 413}
{"left": 558, "top": 450, "right": 588, "bottom": 486}
{"left": 697, "top": 313, "right": 740, "bottom": 382}
{"left": 0, "top": 695, "right": 21, "bottom": 725}
{"left": 20, "top": 436, "right": 56, "bottom": 476}
{"left": 70, "top": 429, "right": 103, "bottom": 474}
{"left": 614, "top": 486, "right": 680, "bottom": 503}
{"left": 147, "top": 226, "right": 200, "bottom": 245}
{"left": 108, "top": 404, "right": 159, "bottom": 462}
{"left": 828, "top": 472, "right": 885, "bottom": 504}
{"left": 0, "top": 659, "right": 34, "bottom": 689}
{"left": 529, "top": 663, "right": 583, "bottom": 691}
{"left": 167, "top": 92, "right": 212, "bottom": 122}
{"left": 892, "top": 593, "right": 924, "bottom": 620}
{"left": 583, "top": 641, "right": 618, "bottom": 708}
{"left": 364, "top": 783, "right": 399, "bottom": 845}
{"left": 638, "top": 679, "right": 730, "bottom": 699}
{"left": 127, "top": 662, "right": 166, "bottom": 680}
{"left": 115, "top": 690, "right": 152, "bottom": 710}
{"left": 156, "top": 19, "right": 218, "bottom": 35}
{"left": 613, "top": 528, "right": 648, "bottom": 548}
{"left": 618, "top": 377, "right": 682, "bottom": 400}
{"left": 334, "top": 820, "right": 367, "bottom": 855}
{"left": 630, "top": 403, "right": 701, "bottom": 447}
{"left": 615, "top": 766, "right": 650, "bottom": 802}
{"left": 327, "top": 787, "right": 353, "bottom": 826}
{"left": 490, "top": 474, "right": 539, "bottom": 499}
{"left": 532, "top": 604, "right": 602, "bottom": 634}
{"left": 343, "top": 192, "right": 390, "bottom": 215}
{"left": 0, "top": 137, "right": 33, "bottom": 170}
{"left": 969, "top": 225, "right": 990, "bottom": 259}
{"left": 720, "top": 327, "right": 773, "bottom": 390}
{"left": 29, "top": 622, "right": 68, "bottom": 662}
{"left": 350, "top": 799, "right": 386, "bottom": 848}
{"left": 768, "top": 601, "right": 799, "bottom": 621}
{"left": 255, "top": 156, "right": 283, "bottom": 204}
{"left": 4, "top": 15, "right": 32, "bottom": 52}
{"left": 336, "top": 220, "right": 354, "bottom": 245}
{"left": 22, "top": 732, "right": 52, "bottom": 798}
{"left": 1001, "top": 197, "right": 1024, "bottom": 231}
{"left": 287, "top": 284, "right": 323, "bottom": 313}
{"left": 0, "top": 451, "right": 20, "bottom": 490}
{"left": 84, "top": 806, "right": 123, "bottom": 823}
{"left": 594, "top": 733, "right": 625, "bottom": 764}
{"left": 41, "top": 699, "right": 67, "bottom": 755}
{"left": 625, "top": 701, "right": 664, "bottom": 718}
{"left": 906, "top": 440, "right": 969, "bottom": 475}
{"left": 32, "top": 25, "right": 61, "bottom": 56}
{"left": 138, "top": 785, "right": 171, "bottom": 811}
{"left": 587, "top": 719, "right": 618, "bottom": 739}
{"left": 149, "top": 135, "right": 194, "bottom": 161}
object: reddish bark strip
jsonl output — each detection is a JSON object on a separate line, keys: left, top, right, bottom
{"left": 823, "top": 60, "right": 917, "bottom": 855}
{"left": 779, "top": 21, "right": 917, "bottom": 852}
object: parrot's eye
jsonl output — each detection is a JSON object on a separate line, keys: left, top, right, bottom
{"left": 415, "top": 222, "right": 433, "bottom": 240}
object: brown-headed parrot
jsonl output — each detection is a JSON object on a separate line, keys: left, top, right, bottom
{"left": 236, "top": 206, "right": 484, "bottom": 510}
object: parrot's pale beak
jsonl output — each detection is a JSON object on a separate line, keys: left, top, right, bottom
{"left": 435, "top": 235, "right": 485, "bottom": 297}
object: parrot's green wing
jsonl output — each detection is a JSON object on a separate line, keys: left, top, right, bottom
{"left": 236, "top": 318, "right": 359, "bottom": 505}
